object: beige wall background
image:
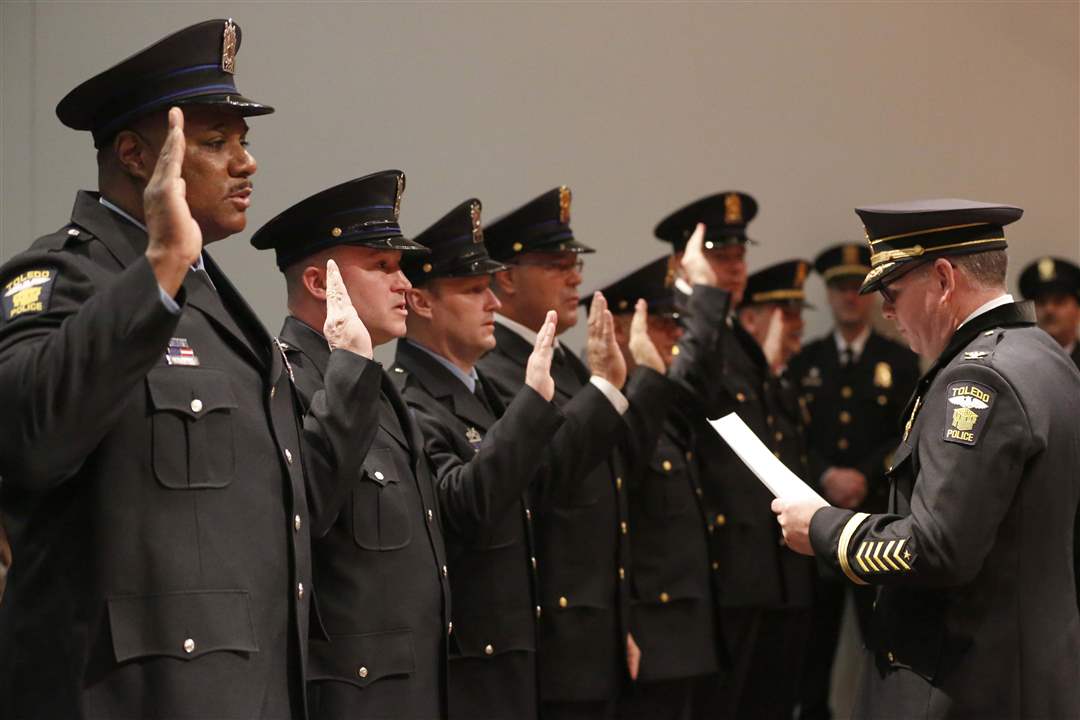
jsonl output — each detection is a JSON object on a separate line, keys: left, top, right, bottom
{"left": 2, "top": 0, "right": 1078, "bottom": 359}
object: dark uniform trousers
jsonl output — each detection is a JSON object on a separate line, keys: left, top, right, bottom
{"left": 810, "top": 303, "right": 1080, "bottom": 720}
{"left": 616, "top": 287, "right": 735, "bottom": 720}
{"left": 673, "top": 288, "right": 816, "bottom": 720}
{"left": 0, "top": 192, "right": 380, "bottom": 719}
{"left": 279, "top": 317, "right": 452, "bottom": 720}
{"left": 478, "top": 324, "right": 671, "bottom": 720}
{"left": 390, "top": 339, "right": 568, "bottom": 720}
{"left": 789, "top": 332, "right": 919, "bottom": 720}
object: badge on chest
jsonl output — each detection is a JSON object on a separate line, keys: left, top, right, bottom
{"left": 466, "top": 426, "right": 483, "bottom": 451}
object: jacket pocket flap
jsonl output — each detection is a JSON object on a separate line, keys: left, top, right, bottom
{"left": 362, "top": 447, "right": 399, "bottom": 487}
{"left": 308, "top": 628, "right": 415, "bottom": 688}
{"left": 885, "top": 441, "right": 914, "bottom": 475}
{"left": 147, "top": 367, "right": 239, "bottom": 419}
{"left": 451, "top": 608, "right": 535, "bottom": 658}
{"left": 108, "top": 590, "right": 258, "bottom": 663}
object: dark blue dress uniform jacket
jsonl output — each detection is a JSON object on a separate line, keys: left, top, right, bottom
{"left": 0, "top": 192, "right": 380, "bottom": 719}
{"left": 810, "top": 302, "right": 1080, "bottom": 719}
{"left": 477, "top": 325, "right": 670, "bottom": 704}
{"left": 279, "top": 316, "right": 451, "bottom": 720}
{"left": 390, "top": 339, "right": 566, "bottom": 720}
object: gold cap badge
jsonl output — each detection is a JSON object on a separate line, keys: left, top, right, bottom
{"left": 470, "top": 202, "right": 483, "bottom": 244}
{"left": 843, "top": 244, "right": 859, "bottom": 265}
{"left": 794, "top": 262, "right": 808, "bottom": 288}
{"left": 1038, "top": 257, "right": 1056, "bottom": 282}
{"left": 221, "top": 19, "right": 238, "bottom": 74}
{"left": 558, "top": 186, "right": 571, "bottom": 224}
{"left": 724, "top": 193, "right": 743, "bottom": 224}
{"left": 394, "top": 174, "right": 405, "bottom": 220}
{"left": 874, "top": 362, "right": 893, "bottom": 389}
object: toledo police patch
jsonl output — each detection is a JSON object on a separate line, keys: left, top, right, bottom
{"left": 943, "top": 380, "right": 995, "bottom": 446}
{"left": 2, "top": 268, "right": 56, "bottom": 322}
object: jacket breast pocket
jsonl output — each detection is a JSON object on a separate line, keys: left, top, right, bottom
{"left": 352, "top": 448, "right": 413, "bottom": 551}
{"left": 107, "top": 589, "right": 258, "bottom": 663}
{"left": 308, "top": 628, "right": 415, "bottom": 688}
{"left": 147, "top": 367, "right": 238, "bottom": 490}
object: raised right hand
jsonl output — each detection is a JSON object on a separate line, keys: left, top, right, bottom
{"left": 585, "top": 291, "right": 627, "bottom": 389}
{"left": 324, "top": 259, "right": 374, "bottom": 359}
{"left": 680, "top": 223, "right": 717, "bottom": 287}
{"left": 525, "top": 310, "right": 558, "bottom": 401}
{"left": 144, "top": 107, "right": 202, "bottom": 297}
{"left": 628, "top": 299, "right": 665, "bottom": 374}
{"left": 762, "top": 307, "right": 785, "bottom": 372}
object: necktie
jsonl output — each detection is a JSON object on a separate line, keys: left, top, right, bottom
{"left": 841, "top": 347, "right": 854, "bottom": 367}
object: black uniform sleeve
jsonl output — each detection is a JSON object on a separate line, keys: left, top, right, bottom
{"left": 0, "top": 254, "right": 179, "bottom": 489}
{"left": 413, "top": 385, "right": 565, "bottom": 540}
{"left": 666, "top": 284, "right": 735, "bottom": 416}
{"left": 809, "top": 362, "right": 1037, "bottom": 588}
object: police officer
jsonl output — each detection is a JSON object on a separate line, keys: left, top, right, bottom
{"left": 591, "top": 255, "right": 724, "bottom": 720}
{"left": 1019, "top": 256, "right": 1080, "bottom": 368}
{"left": 251, "top": 171, "right": 453, "bottom": 720}
{"left": 775, "top": 199, "right": 1080, "bottom": 719}
{"left": 477, "top": 186, "right": 672, "bottom": 720}
{"left": 790, "top": 244, "right": 919, "bottom": 720}
{"left": 389, "top": 198, "right": 565, "bottom": 720}
{"left": 1018, "top": 255, "right": 1080, "bottom": 609}
{"left": 0, "top": 20, "right": 378, "bottom": 719}
{"left": 654, "top": 195, "right": 814, "bottom": 720}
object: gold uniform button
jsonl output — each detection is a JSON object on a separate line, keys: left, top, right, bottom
{"left": 484, "top": 644, "right": 494, "bottom": 656}
{"left": 841, "top": 386, "right": 854, "bottom": 399}
{"left": 294, "top": 515, "right": 302, "bottom": 532}
{"left": 715, "top": 514, "right": 726, "bottom": 526}
{"left": 887, "top": 652, "right": 895, "bottom": 663}
{"left": 448, "top": 622, "right": 453, "bottom": 636}
{"left": 659, "top": 592, "right": 670, "bottom": 603}
{"left": 183, "top": 638, "right": 195, "bottom": 654}
{"left": 422, "top": 263, "right": 433, "bottom": 273}
{"left": 839, "top": 411, "right": 852, "bottom": 424}
{"left": 662, "top": 460, "right": 672, "bottom": 472}
{"left": 531, "top": 556, "right": 538, "bottom": 570}
{"left": 736, "top": 392, "right": 747, "bottom": 403}
{"left": 670, "top": 345, "right": 680, "bottom": 356}
{"left": 774, "top": 431, "right": 783, "bottom": 442}
{"left": 536, "top": 606, "right": 542, "bottom": 618}
{"left": 837, "top": 438, "right": 849, "bottom": 450}
{"left": 877, "top": 395, "right": 888, "bottom": 406}
{"left": 190, "top": 398, "right": 203, "bottom": 413}
{"left": 331, "top": 227, "right": 343, "bottom": 238}
{"left": 427, "top": 509, "right": 434, "bottom": 522}
{"left": 284, "top": 448, "right": 293, "bottom": 464}
{"left": 393, "top": 367, "right": 405, "bottom": 373}
{"left": 712, "top": 561, "right": 720, "bottom": 571}
{"left": 615, "top": 477, "right": 623, "bottom": 491}
{"left": 618, "top": 567, "right": 625, "bottom": 580}
{"left": 512, "top": 242, "right": 524, "bottom": 252}
{"left": 766, "top": 415, "right": 775, "bottom": 426}
{"left": 685, "top": 451, "right": 693, "bottom": 462}
{"left": 297, "top": 582, "right": 304, "bottom": 600}
{"left": 270, "top": 386, "right": 276, "bottom": 399}
{"left": 696, "top": 487, "right": 703, "bottom": 497}
{"left": 559, "top": 596, "right": 568, "bottom": 608}
{"left": 441, "top": 565, "right": 448, "bottom": 578}
{"left": 357, "top": 666, "right": 368, "bottom": 679}
{"left": 620, "top": 521, "right": 628, "bottom": 535}
{"left": 525, "top": 508, "right": 532, "bottom": 521}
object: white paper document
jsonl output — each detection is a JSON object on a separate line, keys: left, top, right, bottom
{"left": 709, "top": 412, "right": 826, "bottom": 504}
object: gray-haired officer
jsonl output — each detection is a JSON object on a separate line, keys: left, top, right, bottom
{"left": 775, "top": 199, "right": 1080, "bottom": 719}
{"left": 0, "top": 20, "right": 377, "bottom": 719}
{"left": 790, "top": 244, "right": 919, "bottom": 720}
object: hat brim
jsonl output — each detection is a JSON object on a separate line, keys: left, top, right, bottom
{"left": 530, "top": 238, "right": 596, "bottom": 255}
{"left": 175, "top": 93, "right": 275, "bottom": 117}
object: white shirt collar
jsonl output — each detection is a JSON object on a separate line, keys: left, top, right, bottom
{"left": 99, "top": 196, "right": 205, "bottom": 272}
{"left": 494, "top": 313, "right": 561, "bottom": 349}
{"left": 958, "top": 293, "right": 1014, "bottom": 329}
{"left": 833, "top": 324, "right": 871, "bottom": 361}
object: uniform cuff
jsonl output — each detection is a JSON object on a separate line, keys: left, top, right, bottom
{"left": 589, "top": 375, "right": 629, "bottom": 415}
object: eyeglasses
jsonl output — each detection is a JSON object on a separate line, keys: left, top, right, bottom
{"left": 511, "top": 258, "right": 585, "bottom": 274}
{"left": 878, "top": 281, "right": 900, "bottom": 306}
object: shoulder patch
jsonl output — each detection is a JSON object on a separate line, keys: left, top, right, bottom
{"left": 943, "top": 380, "right": 995, "bottom": 446}
{"left": 2, "top": 267, "right": 56, "bottom": 322}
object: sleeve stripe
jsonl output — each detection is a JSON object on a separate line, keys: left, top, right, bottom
{"left": 837, "top": 512, "right": 871, "bottom": 585}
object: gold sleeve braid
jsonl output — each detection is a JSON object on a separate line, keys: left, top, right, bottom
{"left": 837, "top": 512, "right": 871, "bottom": 585}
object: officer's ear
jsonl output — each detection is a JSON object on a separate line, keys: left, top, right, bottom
{"left": 112, "top": 129, "right": 156, "bottom": 183}
{"left": 302, "top": 264, "right": 327, "bottom": 302}
{"left": 930, "top": 258, "right": 957, "bottom": 302}
{"left": 492, "top": 268, "right": 516, "bottom": 297}
{"left": 405, "top": 287, "right": 435, "bottom": 320}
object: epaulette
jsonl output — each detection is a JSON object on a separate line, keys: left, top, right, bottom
{"left": 388, "top": 365, "right": 409, "bottom": 392}
{"left": 958, "top": 328, "right": 1002, "bottom": 364}
{"left": 29, "top": 225, "right": 94, "bottom": 253}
